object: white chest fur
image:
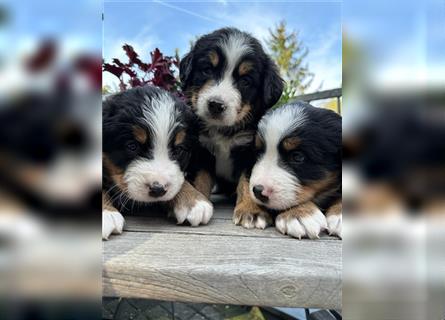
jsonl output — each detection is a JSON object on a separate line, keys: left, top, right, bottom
{"left": 199, "top": 130, "right": 255, "bottom": 182}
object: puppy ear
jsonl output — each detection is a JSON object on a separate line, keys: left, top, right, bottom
{"left": 263, "top": 57, "right": 284, "bottom": 108}
{"left": 179, "top": 52, "right": 193, "bottom": 90}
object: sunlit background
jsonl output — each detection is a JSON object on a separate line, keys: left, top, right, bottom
{"left": 0, "top": 0, "right": 444, "bottom": 319}
{"left": 103, "top": 0, "right": 342, "bottom": 111}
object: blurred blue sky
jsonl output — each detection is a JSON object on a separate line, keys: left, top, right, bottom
{"left": 3, "top": 0, "right": 101, "bottom": 56}
{"left": 103, "top": 1, "right": 342, "bottom": 92}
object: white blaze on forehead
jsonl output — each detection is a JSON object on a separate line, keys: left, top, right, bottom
{"left": 250, "top": 104, "right": 307, "bottom": 210}
{"left": 219, "top": 32, "right": 253, "bottom": 77}
{"left": 258, "top": 104, "right": 307, "bottom": 146}
{"left": 142, "top": 91, "right": 180, "bottom": 153}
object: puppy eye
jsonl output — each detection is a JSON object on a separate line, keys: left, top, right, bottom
{"left": 201, "top": 66, "right": 213, "bottom": 77}
{"left": 239, "top": 77, "right": 251, "bottom": 87}
{"left": 126, "top": 141, "right": 139, "bottom": 152}
{"left": 175, "top": 144, "right": 188, "bottom": 153}
{"left": 292, "top": 151, "right": 304, "bottom": 163}
{"left": 176, "top": 145, "right": 185, "bottom": 151}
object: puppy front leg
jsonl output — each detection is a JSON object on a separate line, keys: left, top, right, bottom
{"left": 326, "top": 200, "right": 342, "bottom": 238}
{"left": 275, "top": 201, "right": 327, "bottom": 239}
{"left": 102, "top": 192, "right": 125, "bottom": 240}
{"left": 233, "top": 174, "right": 272, "bottom": 229}
{"left": 192, "top": 170, "right": 214, "bottom": 199}
{"left": 188, "top": 145, "right": 215, "bottom": 199}
{"left": 170, "top": 181, "right": 214, "bottom": 226}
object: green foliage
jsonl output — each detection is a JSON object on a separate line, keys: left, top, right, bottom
{"left": 267, "top": 20, "right": 314, "bottom": 106}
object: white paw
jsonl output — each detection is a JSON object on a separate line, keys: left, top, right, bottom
{"left": 327, "top": 214, "right": 342, "bottom": 238}
{"left": 276, "top": 208, "right": 327, "bottom": 239}
{"left": 251, "top": 214, "right": 267, "bottom": 229}
{"left": 174, "top": 200, "right": 213, "bottom": 226}
{"left": 102, "top": 210, "right": 125, "bottom": 240}
{"left": 238, "top": 213, "right": 267, "bottom": 229}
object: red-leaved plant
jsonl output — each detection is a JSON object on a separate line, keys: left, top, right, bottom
{"left": 103, "top": 44, "right": 183, "bottom": 97}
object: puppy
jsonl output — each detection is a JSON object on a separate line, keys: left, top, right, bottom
{"left": 179, "top": 27, "right": 284, "bottom": 222}
{"left": 249, "top": 101, "right": 342, "bottom": 239}
{"left": 102, "top": 86, "right": 213, "bottom": 240}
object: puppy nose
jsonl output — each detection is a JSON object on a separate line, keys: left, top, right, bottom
{"left": 253, "top": 184, "right": 268, "bottom": 203}
{"left": 149, "top": 181, "right": 167, "bottom": 198}
{"left": 208, "top": 99, "right": 226, "bottom": 116}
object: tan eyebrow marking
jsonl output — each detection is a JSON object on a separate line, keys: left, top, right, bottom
{"left": 174, "top": 130, "right": 186, "bottom": 145}
{"left": 133, "top": 126, "right": 147, "bottom": 144}
{"left": 238, "top": 61, "right": 254, "bottom": 76}
{"left": 282, "top": 136, "right": 301, "bottom": 151}
{"left": 209, "top": 50, "right": 219, "bottom": 67}
{"left": 255, "top": 134, "right": 263, "bottom": 149}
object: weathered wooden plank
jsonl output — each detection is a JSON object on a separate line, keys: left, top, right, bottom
{"left": 129, "top": 203, "right": 234, "bottom": 220}
{"left": 123, "top": 215, "right": 338, "bottom": 240}
{"left": 103, "top": 232, "right": 342, "bottom": 308}
{"left": 292, "top": 88, "right": 342, "bottom": 103}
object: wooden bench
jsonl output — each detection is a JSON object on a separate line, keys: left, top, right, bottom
{"left": 103, "top": 195, "right": 342, "bottom": 309}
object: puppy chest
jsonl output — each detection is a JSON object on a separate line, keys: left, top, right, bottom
{"left": 199, "top": 131, "right": 255, "bottom": 182}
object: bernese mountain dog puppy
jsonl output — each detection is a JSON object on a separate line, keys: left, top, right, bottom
{"left": 102, "top": 86, "right": 213, "bottom": 240}
{"left": 248, "top": 101, "right": 342, "bottom": 239}
{"left": 179, "top": 28, "right": 284, "bottom": 224}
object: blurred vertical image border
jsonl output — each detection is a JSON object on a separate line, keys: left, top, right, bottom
{"left": 342, "top": 0, "right": 445, "bottom": 319}
{"left": 0, "top": 1, "right": 102, "bottom": 319}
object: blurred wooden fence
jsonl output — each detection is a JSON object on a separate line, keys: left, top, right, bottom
{"left": 294, "top": 88, "right": 342, "bottom": 113}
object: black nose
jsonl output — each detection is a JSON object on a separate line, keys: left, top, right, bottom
{"left": 208, "top": 99, "right": 226, "bottom": 116}
{"left": 149, "top": 181, "right": 167, "bottom": 198}
{"left": 253, "top": 184, "right": 268, "bottom": 202}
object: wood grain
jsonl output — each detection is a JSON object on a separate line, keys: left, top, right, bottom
{"left": 123, "top": 215, "right": 338, "bottom": 240}
{"left": 103, "top": 196, "right": 342, "bottom": 308}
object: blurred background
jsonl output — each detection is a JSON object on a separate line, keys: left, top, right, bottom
{"left": 0, "top": 0, "right": 444, "bottom": 319}
{"left": 0, "top": 0, "right": 101, "bottom": 319}
{"left": 342, "top": 0, "right": 445, "bottom": 319}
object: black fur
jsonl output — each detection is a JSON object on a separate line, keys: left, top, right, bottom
{"left": 256, "top": 101, "right": 341, "bottom": 211}
{"left": 103, "top": 86, "right": 199, "bottom": 214}
{"left": 180, "top": 28, "right": 284, "bottom": 191}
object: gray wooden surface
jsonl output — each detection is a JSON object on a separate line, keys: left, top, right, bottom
{"left": 103, "top": 196, "right": 342, "bottom": 309}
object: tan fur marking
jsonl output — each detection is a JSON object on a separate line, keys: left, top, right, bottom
{"left": 102, "top": 192, "right": 118, "bottom": 212}
{"left": 174, "top": 130, "right": 186, "bottom": 146}
{"left": 297, "top": 172, "right": 337, "bottom": 204}
{"left": 209, "top": 51, "right": 219, "bottom": 67}
{"left": 103, "top": 154, "right": 127, "bottom": 192}
{"left": 233, "top": 174, "right": 272, "bottom": 227}
{"left": 238, "top": 61, "right": 253, "bottom": 76}
{"left": 133, "top": 126, "right": 147, "bottom": 144}
{"left": 326, "top": 200, "right": 342, "bottom": 217}
{"left": 236, "top": 103, "right": 252, "bottom": 123}
{"left": 190, "top": 80, "right": 215, "bottom": 108}
{"left": 282, "top": 136, "right": 301, "bottom": 151}
{"left": 191, "top": 91, "right": 198, "bottom": 109}
{"left": 170, "top": 180, "right": 206, "bottom": 209}
{"left": 255, "top": 134, "right": 263, "bottom": 150}
{"left": 278, "top": 201, "right": 319, "bottom": 220}
{"left": 193, "top": 170, "right": 213, "bottom": 199}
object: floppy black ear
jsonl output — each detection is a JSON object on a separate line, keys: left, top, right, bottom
{"left": 179, "top": 52, "right": 193, "bottom": 90}
{"left": 263, "top": 57, "right": 284, "bottom": 108}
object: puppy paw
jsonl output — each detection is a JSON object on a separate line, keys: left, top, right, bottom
{"left": 276, "top": 206, "right": 327, "bottom": 239}
{"left": 233, "top": 202, "right": 272, "bottom": 229}
{"left": 102, "top": 210, "right": 125, "bottom": 240}
{"left": 174, "top": 199, "right": 213, "bottom": 227}
{"left": 327, "top": 213, "right": 342, "bottom": 238}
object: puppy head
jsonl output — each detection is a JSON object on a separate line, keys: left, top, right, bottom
{"left": 180, "top": 28, "right": 283, "bottom": 128}
{"left": 103, "top": 86, "right": 197, "bottom": 203}
{"left": 249, "top": 102, "right": 341, "bottom": 210}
